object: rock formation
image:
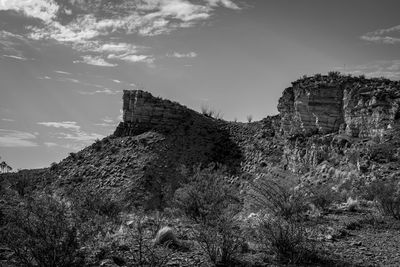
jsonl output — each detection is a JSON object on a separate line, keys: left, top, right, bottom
{"left": 278, "top": 74, "right": 400, "bottom": 140}
{"left": 7, "top": 72, "right": 400, "bottom": 208}
{"left": 114, "top": 90, "right": 197, "bottom": 136}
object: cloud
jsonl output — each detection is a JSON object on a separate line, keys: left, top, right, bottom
{"left": 204, "top": 0, "right": 240, "bottom": 10}
{"left": 361, "top": 25, "right": 400, "bottom": 44}
{"left": 94, "top": 116, "right": 116, "bottom": 127}
{"left": 167, "top": 51, "right": 197, "bottom": 58}
{"left": 38, "top": 120, "right": 104, "bottom": 149}
{"left": 108, "top": 53, "right": 154, "bottom": 64}
{"left": 2, "top": 54, "right": 28, "bottom": 60}
{"left": 336, "top": 60, "right": 400, "bottom": 80}
{"left": 37, "top": 75, "right": 52, "bottom": 80}
{"left": 1, "top": 118, "right": 15, "bottom": 122}
{"left": 38, "top": 121, "right": 81, "bottom": 130}
{"left": 74, "top": 55, "right": 117, "bottom": 67}
{"left": 112, "top": 79, "right": 121, "bottom": 83}
{"left": 78, "top": 88, "right": 120, "bottom": 95}
{"left": 1, "top": 0, "right": 240, "bottom": 66}
{"left": 44, "top": 142, "right": 57, "bottom": 147}
{"left": 54, "top": 70, "right": 72, "bottom": 75}
{"left": 102, "top": 117, "right": 114, "bottom": 123}
{"left": 0, "top": 129, "right": 38, "bottom": 147}
{"left": 0, "top": 0, "right": 59, "bottom": 23}
{"left": 56, "top": 131, "right": 104, "bottom": 142}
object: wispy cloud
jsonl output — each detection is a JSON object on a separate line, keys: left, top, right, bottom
{"left": 56, "top": 131, "right": 104, "bottom": 143}
{"left": 336, "top": 60, "right": 400, "bottom": 80}
{"left": 204, "top": 0, "right": 240, "bottom": 10}
{"left": 0, "top": 129, "right": 38, "bottom": 147}
{"left": 78, "top": 88, "right": 121, "bottom": 95}
{"left": 1, "top": 118, "right": 15, "bottom": 122}
{"left": 108, "top": 54, "right": 154, "bottom": 64}
{"left": 38, "top": 120, "right": 104, "bottom": 149}
{"left": 74, "top": 55, "right": 117, "bottom": 67}
{"left": 0, "top": 0, "right": 59, "bottom": 23}
{"left": 37, "top": 75, "right": 52, "bottom": 80}
{"left": 361, "top": 25, "right": 400, "bottom": 44}
{"left": 95, "top": 117, "right": 116, "bottom": 127}
{"left": 38, "top": 121, "right": 81, "bottom": 130}
{"left": 54, "top": 70, "right": 72, "bottom": 75}
{"left": 2, "top": 54, "right": 28, "bottom": 60}
{"left": 167, "top": 51, "right": 197, "bottom": 58}
{"left": 0, "top": 0, "right": 240, "bottom": 66}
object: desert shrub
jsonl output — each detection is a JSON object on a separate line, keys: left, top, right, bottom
{"left": 255, "top": 215, "right": 313, "bottom": 264}
{"left": 0, "top": 194, "right": 83, "bottom": 267}
{"left": 122, "top": 212, "right": 175, "bottom": 266}
{"left": 195, "top": 215, "right": 245, "bottom": 265}
{"left": 174, "top": 164, "right": 244, "bottom": 265}
{"left": 174, "top": 165, "right": 241, "bottom": 224}
{"left": 247, "top": 170, "right": 309, "bottom": 220}
{"left": 92, "top": 139, "right": 102, "bottom": 151}
{"left": 365, "top": 178, "right": 400, "bottom": 219}
{"left": 72, "top": 190, "right": 124, "bottom": 221}
{"left": 10, "top": 173, "right": 35, "bottom": 197}
{"left": 328, "top": 71, "right": 340, "bottom": 78}
{"left": 307, "top": 184, "right": 341, "bottom": 212}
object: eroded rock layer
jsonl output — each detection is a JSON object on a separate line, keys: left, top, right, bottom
{"left": 278, "top": 74, "right": 400, "bottom": 139}
{"left": 115, "top": 90, "right": 196, "bottom": 136}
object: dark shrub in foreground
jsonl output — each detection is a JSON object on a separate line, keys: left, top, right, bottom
{"left": 0, "top": 194, "right": 83, "bottom": 267}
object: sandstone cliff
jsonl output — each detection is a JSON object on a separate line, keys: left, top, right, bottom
{"left": 278, "top": 73, "right": 400, "bottom": 139}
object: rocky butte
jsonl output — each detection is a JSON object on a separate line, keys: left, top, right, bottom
{"left": 278, "top": 73, "right": 400, "bottom": 139}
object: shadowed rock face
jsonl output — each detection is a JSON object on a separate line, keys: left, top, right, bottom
{"left": 278, "top": 75, "right": 400, "bottom": 139}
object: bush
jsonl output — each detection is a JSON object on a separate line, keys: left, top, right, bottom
{"left": 174, "top": 164, "right": 244, "bottom": 265}
{"left": 92, "top": 139, "right": 102, "bottom": 151}
{"left": 307, "top": 184, "right": 341, "bottom": 212}
{"left": 174, "top": 165, "right": 241, "bottom": 225}
{"left": 0, "top": 194, "right": 83, "bottom": 267}
{"left": 366, "top": 178, "right": 400, "bottom": 219}
{"left": 255, "top": 215, "right": 313, "bottom": 264}
{"left": 72, "top": 190, "right": 124, "bottom": 221}
{"left": 195, "top": 216, "right": 245, "bottom": 265}
{"left": 247, "top": 170, "right": 309, "bottom": 220}
{"left": 124, "top": 212, "right": 175, "bottom": 266}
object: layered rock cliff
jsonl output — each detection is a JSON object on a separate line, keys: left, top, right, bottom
{"left": 278, "top": 74, "right": 400, "bottom": 140}
{"left": 114, "top": 90, "right": 198, "bottom": 136}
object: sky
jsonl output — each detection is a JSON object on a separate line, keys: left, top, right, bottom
{"left": 1, "top": 0, "right": 400, "bottom": 170}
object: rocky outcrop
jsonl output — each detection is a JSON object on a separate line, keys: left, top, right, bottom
{"left": 278, "top": 74, "right": 400, "bottom": 140}
{"left": 114, "top": 90, "right": 197, "bottom": 136}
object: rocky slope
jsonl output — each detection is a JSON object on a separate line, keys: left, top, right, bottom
{"left": 4, "top": 73, "right": 400, "bottom": 207}
{"left": 33, "top": 90, "right": 281, "bottom": 208}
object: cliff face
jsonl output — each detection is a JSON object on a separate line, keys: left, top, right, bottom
{"left": 278, "top": 75, "right": 400, "bottom": 140}
{"left": 114, "top": 90, "right": 196, "bottom": 136}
